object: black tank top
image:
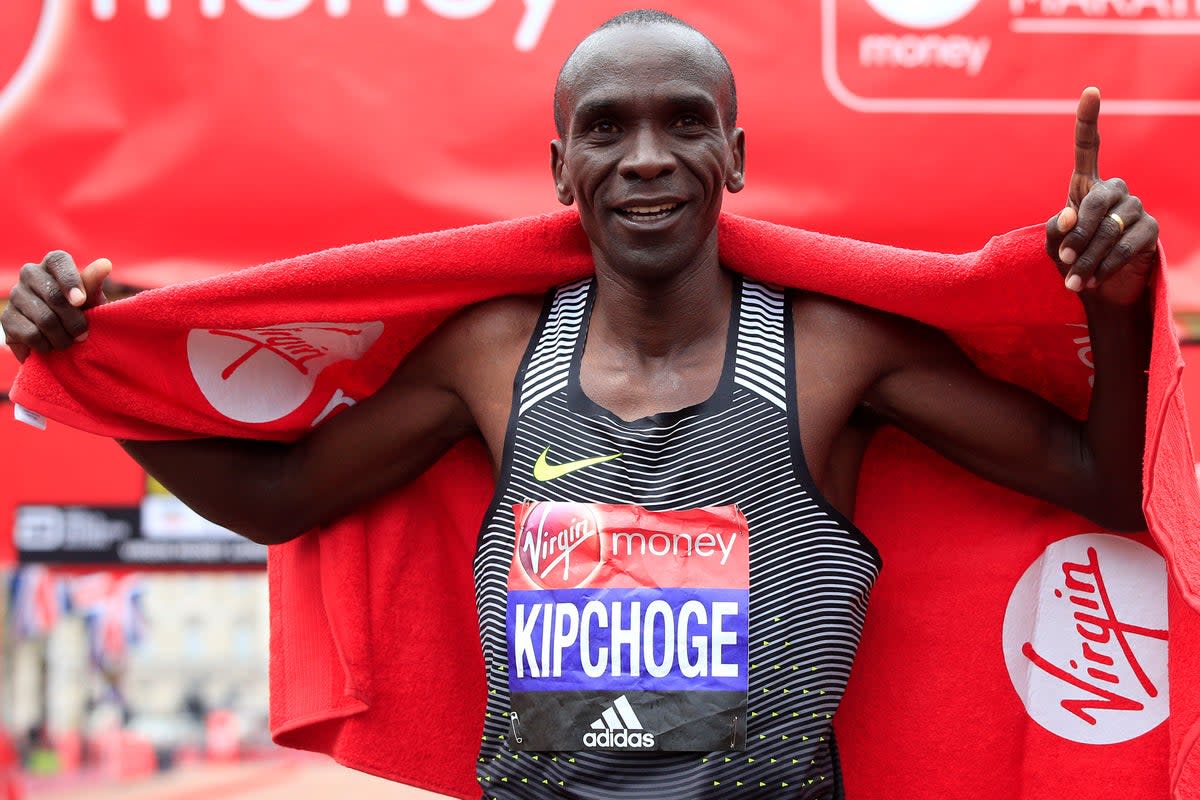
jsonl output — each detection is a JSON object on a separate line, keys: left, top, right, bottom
{"left": 472, "top": 276, "right": 881, "bottom": 799}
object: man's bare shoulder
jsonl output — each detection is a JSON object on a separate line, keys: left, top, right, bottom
{"left": 393, "top": 293, "right": 544, "bottom": 390}
{"left": 441, "top": 293, "right": 545, "bottom": 354}
{"left": 790, "top": 290, "right": 960, "bottom": 372}
{"left": 424, "top": 294, "right": 546, "bottom": 452}
{"left": 796, "top": 289, "right": 945, "bottom": 343}
{"left": 791, "top": 290, "right": 903, "bottom": 341}
{"left": 410, "top": 293, "right": 544, "bottom": 397}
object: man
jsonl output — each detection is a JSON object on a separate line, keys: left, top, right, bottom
{"left": 1, "top": 10, "right": 1162, "bottom": 799}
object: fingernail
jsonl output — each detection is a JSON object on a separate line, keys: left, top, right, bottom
{"left": 75, "top": 332, "right": 88, "bottom": 343}
{"left": 1057, "top": 210, "right": 1073, "bottom": 232}
{"left": 1086, "top": 277, "right": 1098, "bottom": 289}
{"left": 68, "top": 288, "right": 86, "bottom": 306}
{"left": 1059, "top": 247, "right": 1076, "bottom": 265}
{"left": 1065, "top": 275, "right": 1084, "bottom": 292}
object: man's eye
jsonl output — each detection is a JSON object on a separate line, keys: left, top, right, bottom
{"left": 589, "top": 120, "right": 618, "bottom": 135}
{"left": 673, "top": 114, "right": 704, "bottom": 128}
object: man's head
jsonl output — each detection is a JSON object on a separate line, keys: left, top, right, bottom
{"left": 553, "top": 10, "right": 738, "bottom": 138}
{"left": 551, "top": 11, "right": 745, "bottom": 282}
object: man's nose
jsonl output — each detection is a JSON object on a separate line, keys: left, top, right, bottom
{"left": 619, "top": 127, "right": 675, "bottom": 180}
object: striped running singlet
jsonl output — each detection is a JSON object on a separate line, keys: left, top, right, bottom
{"left": 472, "top": 276, "right": 881, "bottom": 799}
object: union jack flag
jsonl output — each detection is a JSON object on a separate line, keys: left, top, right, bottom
{"left": 7, "top": 566, "right": 64, "bottom": 638}
{"left": 66, "top": 572, "right": 147, "bottom": 670}
{"left": 75, "top": 575, "right": 147, "bottom": 671}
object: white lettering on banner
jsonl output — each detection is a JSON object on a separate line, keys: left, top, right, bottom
{"left": 239, "top": 0, "right": 310, "bottom": 19}
{"left": 865, "top": 0, "right": 982, "bottom": 28}
{"left": 859, "top": 34, "right": 991, "bottom": 76}
{"left": 1009, "top": 0, "right": 1199, "bottom": 17}
{"left": 609, "top": 530, "right": 738, "bottom": 566}
{"left": 514, "top": 0, "right": 554, "bottom": 52}
{"left": 825, "top": 0, "right": 1200, "bottom": 114}
{"left": 91, "top": 0, "right": 556, "bottom": 51}
{"left": 1002, "top": 533, "right": 1169, "bottom": 744}
{"left": 0, "top": 2, "right": 71, "bottom": 130}
{"left": 423, "top": 0, "right": 492, "bottom": 18}
{"left": 513, "top": 599, "right": 741, "bottom": 681}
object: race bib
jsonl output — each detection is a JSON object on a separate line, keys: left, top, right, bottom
{"left": 506, "top": 502, "right": 750, "bottom": 752}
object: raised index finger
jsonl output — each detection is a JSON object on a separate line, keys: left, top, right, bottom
{"left": 1072, "top": 87, "right": 1102, "bottom": 183}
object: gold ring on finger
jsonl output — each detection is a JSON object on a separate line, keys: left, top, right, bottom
{"left": 1108, "top": 212, "right": 1125, "bottom": 234}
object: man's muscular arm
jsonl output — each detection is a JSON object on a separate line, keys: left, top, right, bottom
{"left": 119, "top": 326, "right": 477, "bottom": 545}
{"left": 1, "top": 250, "right": 536, "bottom": 544}
{"left": 854, "top": 301, "right": 1147, "bottom": 531}
{"left": 116, "top": 297, "right": 538, "bottom": 544}
{"left": 853, "top": 89, "right": 1153, "bottom": 531}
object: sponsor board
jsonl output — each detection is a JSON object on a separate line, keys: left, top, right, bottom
{"left": 14, "top": 504, "right": 266, "bottom": 565}
{"left": 823, "top": 0, "right": 1200, "bottom": 114}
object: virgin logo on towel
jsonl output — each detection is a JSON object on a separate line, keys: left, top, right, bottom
{"left": 1002, "top": 533, "right": 1168, "bottom": 744}
{"left": 187, "top": 321, "right": 383, "bottom": 424}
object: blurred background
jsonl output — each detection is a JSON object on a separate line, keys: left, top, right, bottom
{"left": 2, "top": 1, "right": 1198, "bottom": 798}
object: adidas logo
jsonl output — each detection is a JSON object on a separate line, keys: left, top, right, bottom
{"left": 581, "top": 695, "right": 657, "bottom": 749}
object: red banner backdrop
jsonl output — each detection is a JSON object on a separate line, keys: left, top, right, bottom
{"left": 4, "top": 2, "right": 1198, "bottom": 563}
{"left": 0, "top": 1, "right": 1198, "bottom": 289}
{"left": 3, "top": 4, "right": 1200, "bottom": 799}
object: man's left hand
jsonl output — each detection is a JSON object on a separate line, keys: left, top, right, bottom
{"left": 1046, "top": 86, "right": 1158, "bottom": 307}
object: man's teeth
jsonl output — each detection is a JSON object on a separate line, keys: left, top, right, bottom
{"left": 621, "top": 203, "right": 678, "bottom": 219}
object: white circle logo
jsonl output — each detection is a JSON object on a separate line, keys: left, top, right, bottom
{"left": 863, "top": 0, "right": 981, "bottom": 29}
{"left": 187, "top": 321, "right": 384, "bottom": 424}
{"left": 1002, "top": 534, "right": 1168, "bottom": 744}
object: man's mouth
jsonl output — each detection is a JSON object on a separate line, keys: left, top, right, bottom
{"left": 615, "top": 202, "right": 681, "bottom": 222}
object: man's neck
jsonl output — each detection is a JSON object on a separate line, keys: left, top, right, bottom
{"left": 588, "top": 251, "right": 732, "bottom": 362}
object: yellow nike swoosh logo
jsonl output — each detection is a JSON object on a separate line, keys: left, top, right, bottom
{"left": 533, "top": 447, "right": 622, "bottom": 481}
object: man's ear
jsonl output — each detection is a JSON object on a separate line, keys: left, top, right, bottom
{"left": 725, "top": 128, "right": 746, "bottom": 193}
{"left": 550, "top": 140, "right": 574, "bottom": 205}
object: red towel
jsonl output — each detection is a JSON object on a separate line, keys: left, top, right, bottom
{"left": 11, "top": 211, "right": 1200, "bottom": 799}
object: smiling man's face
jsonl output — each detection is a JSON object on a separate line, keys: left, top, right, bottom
{"left": 551, "top": 23, "right": 745, "bottom": 283}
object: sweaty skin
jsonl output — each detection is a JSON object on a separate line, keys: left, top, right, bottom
{"left": 2, "top": 24, "right": 1154, "bottom": 544}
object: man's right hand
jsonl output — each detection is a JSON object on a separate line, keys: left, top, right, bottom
{"left": 1, "top": 252, "right": 111, "bottom": 362}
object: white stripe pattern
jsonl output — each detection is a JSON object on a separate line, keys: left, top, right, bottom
{"left": 518, "top": 279, "right": 589, "bottom": 417}
{"left": 473, "top": 278, "right": 880, "bottom": 799}
{"left": 733, "top": 283, "right": 787, "bottom": 411}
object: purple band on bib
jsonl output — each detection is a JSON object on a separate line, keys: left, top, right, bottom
{"left": 508, "top": 587, "right": 749, "bottom": 693}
